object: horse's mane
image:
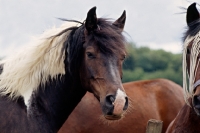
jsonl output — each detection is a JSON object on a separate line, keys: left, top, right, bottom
{"left": 183, "top": 19, "right": 200, "bottom": 42}
{"left": 0, "top": 21, "right": 81, "bottom": 100}
{"left": 0, "top": 18, "right": 126, "bottom": 102}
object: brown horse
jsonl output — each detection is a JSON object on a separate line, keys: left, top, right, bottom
{"left": 59, "top": 79, "right": 184, "bottom": 133}
{"left": 0, "top": 7, "right": 128, "bottom": 132}
{"left": 166, "top": 3, "right": 200, "bottom": 133}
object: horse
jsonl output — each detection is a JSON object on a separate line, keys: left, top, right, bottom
{"left": 0, "top": 7, "right": 129, "bottom": 133}
{"left": 166, "top": 3, "right": 200, "bottom": 133}
{"left": 59, "top": 78, "right": 184, "bottom": 133}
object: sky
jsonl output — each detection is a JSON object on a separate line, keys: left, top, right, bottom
{"left": 0, "top": 0, "right": 194, "bottom": 57}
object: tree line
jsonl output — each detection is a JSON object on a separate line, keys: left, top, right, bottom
{"left": 122, "top": 43, "right": 182, "bottom": 86}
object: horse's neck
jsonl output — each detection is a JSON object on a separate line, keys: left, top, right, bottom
{"left": 27, "top": 74, "right": 86, "bottom": 132}
{"left": 0, "top": 62, "right": 86, "bottom": 132}
{"left": 0, "top": 74, "right": 86, "bottom": 133}
{"left": 169, "top": 103, "right": 200, "bottom": 133}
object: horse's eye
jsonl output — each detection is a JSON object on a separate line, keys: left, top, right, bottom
{"left": 187, "top": 48, "right": 190, "bottom": 54}
{"left": 86, "top": 52, "right": 95, "bottom": 59}
{"left": 121, "top": 55, "right": 126, "bottom": 61}
{"left": 124, "top": 55, "right": 126, "bottom": 60}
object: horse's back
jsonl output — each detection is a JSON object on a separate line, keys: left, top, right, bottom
{"left": 59, "top": 79, "right": 184, "bottom": 133}
{"left": 124, "top": 79, "right": 184, "bottom": 132}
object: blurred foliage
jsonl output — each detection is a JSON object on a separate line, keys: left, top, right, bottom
{"left": 122, "top": 43, "right": 182, "bottom": 86}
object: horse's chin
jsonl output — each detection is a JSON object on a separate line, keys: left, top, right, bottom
{"left": 104, "top": 114, "right": 122, "bottom": 120}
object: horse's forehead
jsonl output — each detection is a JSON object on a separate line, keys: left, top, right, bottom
{"left": 84, "top": 42, "right": 98, "bottom": 49}
{"left": 185, "top": 37, "right": 198, "bottom": 51}
{"left": 186, "top": 31, "right": 200, "bottom": 48}
{"left": 188, "top": 38, "right": 200, "bottom": 50}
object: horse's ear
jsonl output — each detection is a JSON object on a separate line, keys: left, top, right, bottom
{"left": 85, "top": 6, "right": 98, "bottom": 33}
{"left": 113, "top": 10, "right": 126, "bottom": 31}
{"left": 186, "top": 3, "right": 200, "bottom": 25}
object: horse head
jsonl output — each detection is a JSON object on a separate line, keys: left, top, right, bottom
{"left": 183, "top": 3, "right": 200, "bottom": 115}
{"left": 81, "top": 7, "right": 128, "bottom": 120}
{"left": 65, "top": 7, "right": 128, "bottom": 120}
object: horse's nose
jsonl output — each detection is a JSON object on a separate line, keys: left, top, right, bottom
{"left": 193, "top": 95, "right": 200, "bottom": 110}
{"left": 105, "top": 94, "right": 128, "bottom": 115}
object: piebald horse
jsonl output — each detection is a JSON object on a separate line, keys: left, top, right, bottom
{"left": 59, "top": 79, "right": 184, "bottom": 133}
{"left": 0, "top": 7, "right": 128, "bottom": 133}
{"left": 166, "top": 3, "right": 200, "bottom": 133}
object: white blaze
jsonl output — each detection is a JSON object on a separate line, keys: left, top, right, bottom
{"left": 113, "top": 88, "right": 126, "bottom": 115}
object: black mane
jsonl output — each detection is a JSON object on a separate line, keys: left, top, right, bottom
{"left": 183, "top": 19, "right": 200, "bottom": 41}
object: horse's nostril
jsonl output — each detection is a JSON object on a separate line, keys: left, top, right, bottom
{"left": 110, "top": 96, "right": 115, "bottom": 103}
{"left": 105, "top": 95, "right": 115, "bottom": 107}
{"left": 123, "top": 97, "right": 128, "bottom": 110}
{"left": 104, "top": 95, "right": 115, "bottom": 115}
{"left": 193, "top": 95, "right": 200, "bottom": 109}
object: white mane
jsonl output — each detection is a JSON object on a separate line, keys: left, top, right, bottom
{"left": 0, "top": 22, "right": 80, "bottom": 101}
{"left": 183, "top": 31, "right": 200, "bottom": 105}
